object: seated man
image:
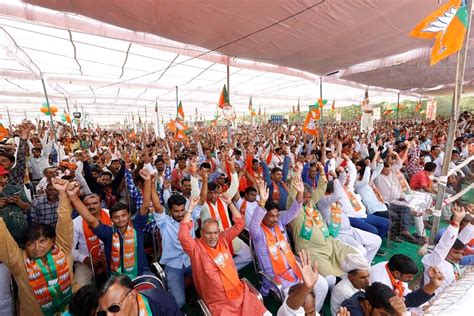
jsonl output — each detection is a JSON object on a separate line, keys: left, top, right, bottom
{"left": 370, "top": 254, "right": 444, "bottom": 308}
{"left": 318, "top": 175, "right": 382, "bottom": 262}
{"left": 154, "top": 190, "right": 203, "bottom": 308}
{"left": 30, "top": 183, "right": 60, "bottom": 226}
{"left": 179, "top": 192, "right": 269, "bottom": 315}
{"left": 330, "top": 253, "right": 370, "bottom": 316}
{"left": 97, "top": 275, "right": 181, "bottom": 315}
{"left": 250, "top": 178, "right": 328, "bottom": 313}
{"left": 410, "top": 162, "right": 437, "bottom": 193}
{"left": 234, "top": 186, "right": 259, "bottom": 229}
{"left": 72, "top": 169, "right": 152, "bottom": 279}
{"left": 289, "top": 163, "right": 357, "bottom": 279}
{"left": 72, "top": 193, "right": 110, "bottom": 286}
{"left": 341, "top": 282, "right": 410, "bottom": 316}
{"left": 191, "top": 158, "right": 252, "bottom": 270}
{"left": 0, "top": 178, "right": 76, "bottom": 315}
{"left": 422, "top": 204, "right": 474, "bottom": 294}
{"left": 435, "top": 213, "right": 474, "bottom": 266}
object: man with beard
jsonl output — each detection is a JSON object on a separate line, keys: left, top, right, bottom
{"left": 72, "top": 193, "right": 111, "bottom": 286}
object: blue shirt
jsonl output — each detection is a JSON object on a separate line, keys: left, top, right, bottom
{"left": 262, "top": 155, "right": 290, "bottom": 211}
{"left": 93, "top": 213, "right": 149, "bottom": 276}
{"left": 153, "top": 205, "right": 202, "bottom": 269}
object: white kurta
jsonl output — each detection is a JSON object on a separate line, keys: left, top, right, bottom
{"left": 422, "top": 223, "right": 474, "bottom": 295}
{"left": 330, "top": 276, "right": 359, "bottom": 316}
{"left": 369, "top": 261, "right": 411, "bottom": 296}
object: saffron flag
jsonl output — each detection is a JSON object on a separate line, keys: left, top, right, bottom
{"left": 302, "top": 108, "right": 320, "bottom": 135}
{"left": 177, "top": 101, "right": 185, "bottom": 119}
{"left": 218, "top": 84, "right": 230, "bottom": 109}
{"left": 155, "top": 100, "right": 158, "bottom": 112}
{"left": 383, "top": 109, "right": 394, "bottom": 116}
{"left": 331, "top": 100, "right": 336, "bottom": 112}
{"left": 415, "top": 101, "right": 423, "bottom": 112}
{"left": 0, "top": 123, "right": 8, "bottom": 139}
{"left": 410, "top": 0, "right": 468, "bottom": 65}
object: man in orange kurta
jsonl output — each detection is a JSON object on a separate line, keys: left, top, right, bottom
{"left": 178, "top": 194, "right": 268, "bottom": 316}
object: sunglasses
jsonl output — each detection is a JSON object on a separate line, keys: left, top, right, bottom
{"left": 96, "top": 289, "right": 132, "bottom": 315}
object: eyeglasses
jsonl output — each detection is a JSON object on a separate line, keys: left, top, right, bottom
{"left": 96, "top": 289, "right": 132, "bottom": 315}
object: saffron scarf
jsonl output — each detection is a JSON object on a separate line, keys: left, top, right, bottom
{"left": 369, "top": 181, "right": 385, "bottom": 203}
{"left": 271, "top": 180, "right": 288, "bottom": 203}
{"left": 385, "top": 264, "right": 405, "bottom": 297}
{"left": 207, "top": 199, "right": 231, "bottom": 229}
{"left": 396, "top": 171, "right": 411, "bottom": 195}
{"left": 201, "top": 238, "right": 244, "bottom": 300}
{"left": 261, "top": 224, "right": 302, "bottom": 284}
{"left": 344, "top": 187, "right": 363, "bottom": 212}
{"left": 137, "top": 293, "right": 153, "bottom": 315}
{"left": 83, "top": 210, "right": 112, "bottom": 257}
{"left": 300, "top": 205, "right": 329, "bottom": 240}
{"left": 240, "top": 200, "right": 247, "bottom": 217}
{"left": 110, "top": 222, "right": 138, "bottom": 279}
{"left": 25, "top": 245, "right": 72, "bottom": 316}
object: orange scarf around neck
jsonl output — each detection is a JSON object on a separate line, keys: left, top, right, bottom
{"left": 207, "top": 199, "right": 231, "bottom": 230}
{"left": 83, "top": 210, "right": 112, "bottom": 257}
{"left": 201, "top": 238, "right": 244, "bottom": 300}
{"left": 261, "top": 224, "right": 302, "bottom": 284}
{"left": 385, "top": 264, "right": 405, "bottom": 297}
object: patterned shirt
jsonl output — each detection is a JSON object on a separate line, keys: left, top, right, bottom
{"left": 8, "top": 139, "right": 28, "bottom": 186}
{"left": 406, "top": 146, "right": 423, "bottom": 178}
{"left": 31, "top": 195, "right": 59, "bottom": 226}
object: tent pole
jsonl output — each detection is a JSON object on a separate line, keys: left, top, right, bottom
{"left": 319, "top": 77, "right": 324, "bottom": 143}
{"left": 226, "top": 64, "right": 231, "bottom": 143}
{"left": 175, "top": 86, "right": 179, "bottom": 118}
{"left": 429, "top": 0, "right": 472, "bottom": 245}
{"left": 155, "top": 98, "right": 162, "bottom": 138}
{"left": 6, "top": 107, "right": 12, "bottom": 127}
{"left": 65, "top": 98, "right": 74, "bottom": 135}
{"left": 41, "top": 78, "right": 57, "bottom": 143}
{"left": 396, "top": 92, "right": 400, "bottom": 122}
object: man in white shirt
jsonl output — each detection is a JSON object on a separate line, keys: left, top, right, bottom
{"left": 422, "top": 204, "right": 474, "bottom": 295}
{"left": 330, "top": 253, "right": 370, "bottom": 316}
{"left": 233, "top": 186, "right": 259, "bottom": 229}
{"left": 73, "top": 194, "right": 110, "bottom": 286}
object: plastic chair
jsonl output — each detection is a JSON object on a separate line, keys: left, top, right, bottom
{"left": 132, "top": 274, "right": 165, "bottom": 291}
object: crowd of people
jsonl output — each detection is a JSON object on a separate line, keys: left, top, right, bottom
{"left": 0, "top": 112, "right": 472, "bottom": 316}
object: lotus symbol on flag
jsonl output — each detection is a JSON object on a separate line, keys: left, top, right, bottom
{"left": 422, "top": 7, "right": 457, "bottom": 34}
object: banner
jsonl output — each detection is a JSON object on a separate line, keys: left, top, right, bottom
{"left": 373, "top": 107, "right": 381, "bottom": 120}
{"left": 426, "top": 99, "right": 437, "bottom": 120}
{"left": 302, "top": 108, "right": 320, "bottom": 135}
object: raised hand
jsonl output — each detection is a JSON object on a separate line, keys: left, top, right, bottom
{"left": 189, "top": 196, "right": 200, "bottom": 209}
{"left": 51, "top": 178, "right": 68, "bottom": 192}
{"left": 257, "top": 180, "right": 269, "bottom": 203}
{"left": 295, "top": 249, "right": 318, "bottom": 291}
{"left": 220, "top": 193, "right": 232, "bottom": 205}
{"left": 315, "top": 161, "right": 324, "bottom": 172}
{"left": 292, "top": 176, "right": 305, "bottom": 193}
{"left": 389, "top": 295, "right": 407, "bottom": 316}
{"left": 139, "top": 168, "right": 151, "bottom": 181}
{"left": 427, "top": 266, "right": 445, "bottom": 289}
{"left": 66, "top": 181, "right": 81, "bottom": 201}
{"left": 336, "top": 307, "right": 350, "bottom": 316}
{"left": 452, "top": 203, "right": 466, "bottom": 225}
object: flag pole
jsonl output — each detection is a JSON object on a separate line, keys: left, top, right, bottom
{"left": 155, "top": 98, "right": 161, "bottom": 138}
{"left": 175, "top": 86, "right": 179, "bottom": 118}
{"left": 319, "top": 77, "right": 324, "bottom": 143}
{"left": 396, "top": 92, "right": 400, "bottom": 123}
{"left": 65, "top": 98, "right": 75, "bottom": 135}
{"left": 6, "top": 107, "right": 12, "bottom": 127}
{"left": 429, "top": 0, "right": 472, "bottom": 245}
{"left": 41, "top": 78, "right": 58, "bottom": 142}
{"left": 226, "top": 64, "right": 231, "bottom": 143}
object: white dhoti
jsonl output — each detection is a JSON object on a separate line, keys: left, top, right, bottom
{"left": 337, "top": 228, "right": 381, "bottom": 263}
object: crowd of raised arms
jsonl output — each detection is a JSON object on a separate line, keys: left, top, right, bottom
{"left": 0, "top": 112, "right": 473, "bottom": 316}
